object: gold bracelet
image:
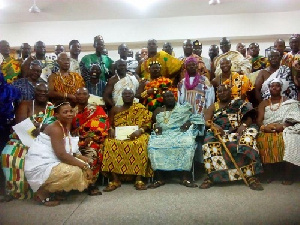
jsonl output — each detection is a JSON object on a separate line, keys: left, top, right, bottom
{"left": 140, "top": 127, "right": 145, "bottom": 134}
{"left": 82, "top": 164, "right": 90, "bottom": 171}
{"left": 152, "top": 123, "right": 156, "bottom": 130}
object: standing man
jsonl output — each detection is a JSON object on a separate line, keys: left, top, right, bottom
{"left": 162, "top": 42, "right": 173, "bottom": 55}
{"left": 236, "top": 43, "right": 247, "bottom": 58}
{"left": 248, "top": 43, "right": 269, "bottom": 73}
{"left": 103, "top": 59, "right": 139, "bottom": 108}
{"left": 220, "top": 37, "right": 231, "bottom": 54}
{"left": 20, "top": 43, "right": 31, "bottom": 61}
{"left": 80, "top": 35, "right": 114, "bottom": 83}
{"left": 208, "top": 44, "right": 219, "bottom": 80}
{"left": 54, "top": 45, "right": 65, "bottom": 56}
{"left": 193, "top": 40, "right": 210, "bottom": 74}
{"left": 118, "top": 43, "right": 138, "bottom": 75}
{"left": 136, "top": 39, "right": 182, "bottom": 84}
{"left": 274, "top": 39, "right": 286, "bottom": 59}
{"left": 69, "top": 40, "right": 81, "bottom": 75}
{"left": 0, "top": 40, "right": 21, "bottom": 83}
{"left": 281, "top": 34, "right": 300, "bottom": 69}
{"left": 22, "top": 41, "right": 55, "bottom": 82}
{"left": 179, "top": 39, "right": 193, "bottom": 60}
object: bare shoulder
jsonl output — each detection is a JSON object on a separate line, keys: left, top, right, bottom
{"left": 107, "top": 75, "right": 119, "bottom": 85}
{"left": 43, "top": 122, "right": 63, "bottom": 137}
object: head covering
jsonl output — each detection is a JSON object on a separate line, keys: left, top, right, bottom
{"left": 148, "top": 60, "right": 161, "bottom": 68}
{"left": 193, "top": 40, "right": 202, "bottom": 47}
{"left": 184, "top": 56, "right": 198, "bottom": 66}
{"left": 269, "top": 77, "right": 283, "bottom": 86}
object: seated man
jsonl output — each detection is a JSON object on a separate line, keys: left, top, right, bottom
{"left": 211, "top": 58, "right": 253, "bottom": 101}
{"left": 72, "top": 87, "right": 110, "bottom": 195}
{"left": 12, "top": 60, "right": 44, "bottom": 100}
{"left": 148, "top": 91, "right": 203, "bottom": 188}
{"left": 200, "top": 85, "right": 264, "bottom": 191}
{"left": 102, "top": 88, "right": 152, "bottom": 191}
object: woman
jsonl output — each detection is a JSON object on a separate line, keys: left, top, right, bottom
{"left": 136, "top": 61, "right": 177, "bottom": 112}
{"left": 257, "top": 78, "right": 299, "bottom": 184}
{"left": 25, "top": 102, "right": 93, "bottom": 206}
{"left": 1, "top": 83, "right": 54, "bottom": 200}
{"left": 200, "top": 85, "right": 263, "bottom": 190}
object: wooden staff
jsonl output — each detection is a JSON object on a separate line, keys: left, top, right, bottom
{"left": 207, "top": 120, "right": 249, "bottom": 186}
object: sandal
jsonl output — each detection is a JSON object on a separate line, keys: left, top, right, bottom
{"left": 35, "top": 195, "right": 60, "bottom": 207}
{"left": 134, "top": 181, "right": 147, "bottom": 190}
{"left": 248, "top": 177, "right": 264, "bottom": 191}
{"left": 180, "top": 180, "right": 198, "bottom": 188}
{"left": 148, "top": 180, "right": 165, "bottom": 189}
{"left": 199, "top": 179, "right": 213, "bottom": 189}
{"left": 88, "top": 185, "right": 102, "bottom": 196}
{"left": 103, "top": 181, "right": 121, "bottom": 192}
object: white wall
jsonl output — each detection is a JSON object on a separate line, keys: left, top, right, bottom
{"left": 1, "top": 10, "right": 298, "bottom": 60}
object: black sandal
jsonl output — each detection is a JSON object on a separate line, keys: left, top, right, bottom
{"left": 88, "top": 185, "right": 102, "bottom": 196}
{"left": 180, "top": 180, "right": 198, "bottom": 188}
{"left": 148, "top": 180, "right": 165, "bottom": 189}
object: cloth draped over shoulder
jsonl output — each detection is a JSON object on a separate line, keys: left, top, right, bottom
{"left": 102, "top": 103, "right": 153, "bottom": 177}
{"left": 112, "top": 74, "right": 139, "bottom": 106}
{"left": 203, "top": 99, "right": 263, "bottom": 183}
{"left": 53, "top": 72, "right": 85, "bottom": 95}
{"left": 148, "top": 103, "right": 204, "bottom": 171}
{"left": 261, "top": 66, "right": 297, "bottom": 100}
{"left": 143, "top": 77, "right": 178, "bottom": 112}
{"left": 72, "top": 104, "right": 109, "bottom": 181}
{"left": 24, "top": 132, "right": 90, "bottom": 192}
{"left": 257, "top": 99, "right": 299, "bottom": 164}
{"left": 282, "top": 100, "right": 300, "bottom": 166}
{"left": 12, "top": 78, "right": 36, "bottom": 100}
{"left": 0, "top": 57, "right": 21, "bottom": 84}
{"left": 250, "top": 55, "right": 269, "bottom": 72}
{"left": 222, "top": 72, "right": 253, "bottom": 101}
{"left": 180, "top": 54, "right": 210, "bottom": 80}
{"left": 140, "top": 51, "right": 182, "bottom": 81}
{"left": 80, "top": 53, "right": 113, "bottom": 82}
{"left": 1, "top": 103, "right": 55, "bottom": 199}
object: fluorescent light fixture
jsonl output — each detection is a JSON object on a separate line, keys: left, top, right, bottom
{"left": 209, "top": 0, "right": 221, "bottom": 5}
{"left": 125, "top": 0, "right": 159, "bottom": 11}
{"left": 0, "top": 0, "right": 5, "bottom": 10}
{"left": 29, "top": 0, "right": 41, "bottom": 13}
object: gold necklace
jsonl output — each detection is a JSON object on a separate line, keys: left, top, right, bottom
{"left": 269, "top": 96, "right": 283, "bottom": 111}
{"left": 59, "top": 71, "right": 75, "bottom": 88}
{"left": 163, "top": 107, "right": 173, "bottom": 124}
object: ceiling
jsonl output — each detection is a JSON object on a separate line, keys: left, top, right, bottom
{"left": 0, "top": 0, "right": 300, "bottom": 24}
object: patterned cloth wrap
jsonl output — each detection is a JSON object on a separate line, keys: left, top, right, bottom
{"left": 1, "top": 102, "right": 54, "bottom": 199}
{"left": 250, "top": 55, "right": 269, "bottom": 72}
{"left": 0, "top": 56, "right": 21, "bottom": 84}
{"left": 143, "top": 77, "right": 178, "bottom": 112}
{"left": 148, "top": 103, "right": 204, "bottom": 171}
{"left": 203, "top": 99, "right": 263, "bottom": 183}
{"left": 102, "top": 103, "right": 153, "bottom": 177}
{"left": 141, "top": 51, "right": 182, "bottom": 81}
{"left": 72, "top": 104, "right": 109, "bottom": 182}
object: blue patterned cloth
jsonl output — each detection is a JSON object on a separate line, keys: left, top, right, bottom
{"left": 86, "top": 80, "right": 106, "bottom": 97}
{"left": 148, "top": 103, "right": 204, "bottom": 171}
{"left": 12, "top": 78, "right": 35, "bottom": 100}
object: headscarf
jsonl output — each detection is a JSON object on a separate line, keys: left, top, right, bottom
{"left": 269, "top": 77, "right": 283, "bottom": 87}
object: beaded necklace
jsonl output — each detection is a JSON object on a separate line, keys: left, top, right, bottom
{"left": 32, "top": 100, "right": 48, "bottom": 127}
{"left": 268, "top": 96, "right": 283, "bottom": 111}
{"left": 57, "top": 120, "right": 73, "bottom": 155}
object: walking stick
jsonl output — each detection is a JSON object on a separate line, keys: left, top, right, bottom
{"left": 207, "top": 120, "right": 249, "bottom": 186}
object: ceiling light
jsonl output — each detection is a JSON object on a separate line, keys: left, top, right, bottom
{"left": 125, "top": 0, "right": 159, "bottom": 11}
{"left": 209, "top": 0, "right": 221, "bottom": 5}
{"left": 29, "top": 0, "right": 41, "bottom": 13}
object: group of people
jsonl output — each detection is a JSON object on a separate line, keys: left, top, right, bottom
{"left": 0, "top": 34, "right": 299, "bottom": 206}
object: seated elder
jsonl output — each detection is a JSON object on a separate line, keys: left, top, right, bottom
{"left": 148, "top": 91, "right": 203, "bottom": 188}
{"left": 200, "top": 85, "right": 264, "bottom": 191}
{"left": 102, "top": 88, "right": 152, "bottom": 191}
{"left": 24, "top": 102, "right": 94, "bottom": 206}
{"left": 257, "top": 78, "right": 299, "bottom": 184}
{"left": 72, "top": 87, "right": 110, "bottom": 195}
{"left": 2, "top": 83, "right": 54, "bottom": 200}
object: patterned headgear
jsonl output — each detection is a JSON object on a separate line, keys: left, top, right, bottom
{"left": 148, "top": 61, "right": 161, "bottom": 68}
{"left": 184, "top": 56, "right": 198, "bottom": 66}
{"left": 193, "top": 40, "right": 202, "bottom": 47}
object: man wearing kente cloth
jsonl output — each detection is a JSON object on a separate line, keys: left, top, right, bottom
{"left": 199, "top": 85, "right": 264, "bottom": 191}
{"left": 48, "top": 53, "right": 85, "bottom": 105}
{"left": 281, "top": 34, "right": 300, "bottom": 69}
{"left": 102, "top": 88, "right": 152, "bottom": 191}
{"left": 148, "top": 91, "right": 203, "bottom": 188}
{"left": 0, "top": 40, "right": 21, "bottom": 84}
{"left": 136, "top": 61, "right": 177, "bottom": 112}
{"left": 248, "top": 43, "right": 269, "bottom": 73}
{"left": 80, "top": 35, "right": 114, "bottom": 83}
{"left": 212, "top": 58, "right": 253, "bottom": 101}
{"left": 72, "top": 87, "right": 109, "bottom": 195}
{"left": 136, "top": 39, "right": 182, "bottom": 85}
